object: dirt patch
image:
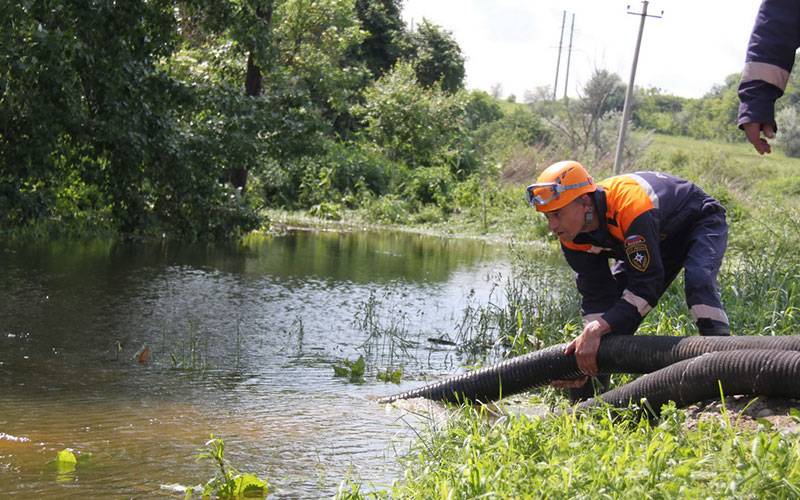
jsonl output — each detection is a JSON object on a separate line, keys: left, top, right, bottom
{"left": 684, "top": 396, "right": 800, "bottom": 433}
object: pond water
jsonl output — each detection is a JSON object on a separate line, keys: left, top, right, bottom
{"left": 0, "top": 230, "right": 511, "bottom": 498}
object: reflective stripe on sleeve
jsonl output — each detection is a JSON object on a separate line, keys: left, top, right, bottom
{"left": 628, "top": 173, "right": 659, "bottom": 209}
{"left": 741, "top": 61, "right": 790, "bottom": 91}
{"left": 622, "top": 289, "right": 652, "bottom": 317}
{"left": 583, "top": 313, "right": 604, "bottom": 325}
{"left": 690, "top": 304, "right": 730, "bottom": 325}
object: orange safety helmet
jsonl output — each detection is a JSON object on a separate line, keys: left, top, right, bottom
{"left": 526, "top": 160, "right": 596, "bottom": 212}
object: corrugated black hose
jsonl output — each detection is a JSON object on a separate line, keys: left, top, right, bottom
{"left": 579, "top": 349, "right": 800, "bottom": 415}
{"left": 378, "top": 335, "right": 800, "bottom": 405}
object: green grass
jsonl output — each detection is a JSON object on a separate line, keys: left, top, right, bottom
{"left": 378, "top": 402, "right": 800, "bottom": 499}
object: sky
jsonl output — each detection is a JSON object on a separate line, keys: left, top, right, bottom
{"left": 402, "top": 0, "right": 764, "bottom": 99}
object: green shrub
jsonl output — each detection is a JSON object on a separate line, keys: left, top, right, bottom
{"left": 261, "top": 140, "right": 395, "bottom": 209}
{"left": 473, "top": 108, "right": 551, "bottom": 164}
{"left": 363, "top": 194, "right": 411, "bottom": 224}
{"left": 411, "top": 204, "right": 446, "bottom": 224}
{"left": 401, "top": 165, "right": 454, "bottom": 207}
{"left": 451, "top": 174, "right": 488, "bottom": 212}
{"left": 307, "top": 202, "right": 343, "bottom": 220}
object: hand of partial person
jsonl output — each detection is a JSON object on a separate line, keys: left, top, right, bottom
{"left": 563, "top": 319, "right": 610, "bottom": 376}
{"left": 743, "top": 121, "right": 774, "bottom": 155}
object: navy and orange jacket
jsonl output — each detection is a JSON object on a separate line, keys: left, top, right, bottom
{"left": 737, "top": 0, "right": 798, "bottom": 129}
{"left": 560, "top": 172, "right": 722, "bottom": 335}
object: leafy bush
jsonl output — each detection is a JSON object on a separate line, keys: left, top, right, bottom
{"left": 401, "top": 165, "right": 454, "bottom": 207}
{"left": 362, "top": 194, "right": 411, "bottom": 224}
{"left": 633, "top": 87, "right": 687, "bottom": 135}
{"left": 308, "top": 202, "right": 343, "bottom": 221}
{"left": 261, "top": 140, "right": 394, "bottom": 209}
{"left": 451, "top": 174, "right": 489, "bottom": 212}
{"left": 332, "top": 355, "right": 366, "bottom": 383}
{"left": 473, "top": 108, "right": 551, "bottom": 164}
{"left": 411, "top": 204, "right": 446, "bottom": 224}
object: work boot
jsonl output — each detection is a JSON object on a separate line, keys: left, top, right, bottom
{"left": 697, "top": 318, "right": 731, "bottom": 336}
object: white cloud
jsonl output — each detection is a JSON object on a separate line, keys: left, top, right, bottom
{"left": 403, "top": 0, "right": 763, "bottom": 98}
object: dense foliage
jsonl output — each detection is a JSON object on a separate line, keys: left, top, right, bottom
{"left": 5, "top": 0, "right": 794, "bottom": 241}
{"left": 1, "top": 0, "right": 468, "bottom": 239}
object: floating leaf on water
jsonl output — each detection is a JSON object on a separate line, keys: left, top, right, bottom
{"left": 56, "top": 449, "right": 77, "bottom": 465}
{"left": 135, "top": 344, "right": 150, "bottom": 364}
{"left": 55, "top": 448, "right": 77, "bottom": 474}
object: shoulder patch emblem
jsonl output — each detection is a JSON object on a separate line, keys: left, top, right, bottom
{"left": 624, "top": 234, "right": 650, "bottom": 272}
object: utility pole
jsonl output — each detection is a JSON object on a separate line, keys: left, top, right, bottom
{"left": 553, "top": 10, "right": 566, "bottom": 101}
{"left": 613, "top": 1, "right": 663, "bottom": 174}
{"left": 563, "top": 13, "right": 575, "bottom": 100}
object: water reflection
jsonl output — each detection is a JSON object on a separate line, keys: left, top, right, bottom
{"left": 0, "top": 230, "right": 508, "bottom": 498}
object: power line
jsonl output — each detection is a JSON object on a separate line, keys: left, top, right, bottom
{"left": 613, "top": 1, "right": 663, "bottom": 175}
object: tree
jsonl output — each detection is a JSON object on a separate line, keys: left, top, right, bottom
{"left": 356, "top": 62, "right": 467, "bottom": 169}
{"left": 678, "top": 73, "right": 741, "bottom": 142}
{"left": 1, "top": 0, "right": 191, "bottom": 233}
{"left": 490, "top": 83, "right": 504, "bottom": 99}
{"left": 406, "top": 19, "right": 465, "bottom": 93}
{"left": 540, "top": 69, "right": 634, "bottom": 162}
{"left": 523, "top": 86, "right": 552, "bottom": 104}
{"left": 632, "top": 87, "right": 686, "bottom": 134}
{"left": 176, "top": 0, "right": 367, "bottom": 189}
{"left": 351, "top": 0, "right": 405, "bottom": 78}
{"left": 579, "top": 69, "right": 626, "bottom": 121}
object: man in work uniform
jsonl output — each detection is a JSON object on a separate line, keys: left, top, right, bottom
{"left": 737, "top": 0, "right": 797, "bottom": 155}
{"left": 527, "top": 161, "right": 730, "bottom": 400}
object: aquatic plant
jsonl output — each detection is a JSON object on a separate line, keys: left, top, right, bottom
{"left": 351, "top": 291, "right": 418, "bottom": 380}
{"left": 333, "top": 356, "right": 366, "bottom": 383}
{"left": 169, "top": 319, "right": 209, "bottom": 372}
{"left": 452, "top": 262, "right": 581, "bottom": 363}
{"left": 191, "top": 435, "right": 269, "bottom": 499}
{"left": 376, "top": 368, "right": 403, "bottom": 384}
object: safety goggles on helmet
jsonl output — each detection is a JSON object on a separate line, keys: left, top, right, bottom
{"left": 526, "top": 179, "right": 593, "bottom": 208}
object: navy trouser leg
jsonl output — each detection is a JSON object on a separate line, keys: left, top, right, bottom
{"left": 683, "top": 204, "right": 730, "bottom": 335}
